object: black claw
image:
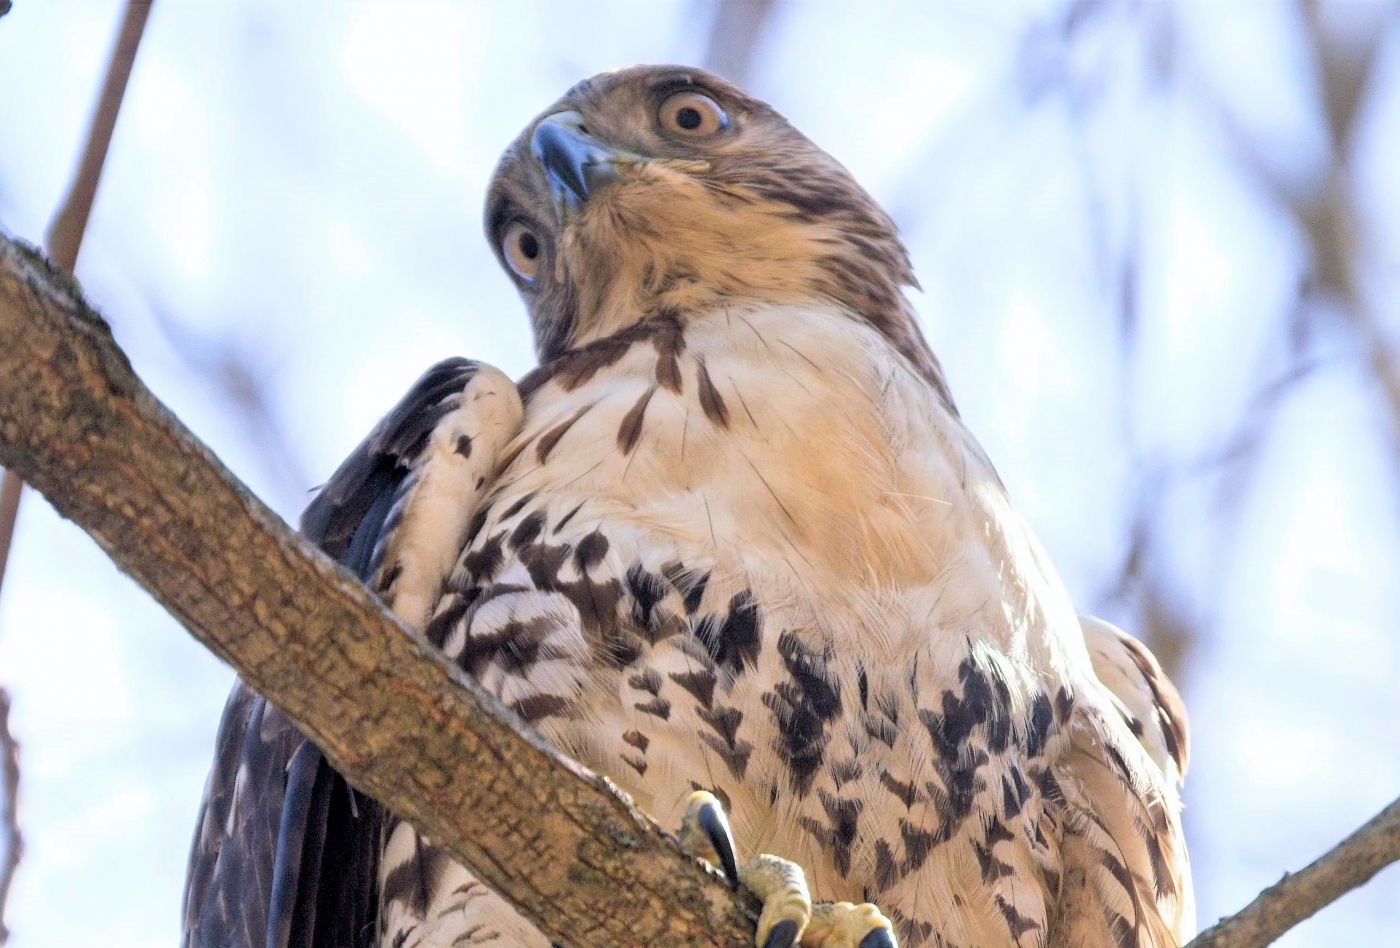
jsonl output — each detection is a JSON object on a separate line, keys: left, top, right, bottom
{"left": 860, "top": 929, "right": 897, "bottom": 948}
{"left": 763, "top": 920, "right": 800, "bottom": 948}
{"left": 697, "top": 799, "right": 741, "bottom": 887}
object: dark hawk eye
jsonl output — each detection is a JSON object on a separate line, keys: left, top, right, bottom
{"left": 503, "top": 222, "right": 541, "bottom": 282}
{"left": 658, "top": 92, "right": 727, "bottom": 137}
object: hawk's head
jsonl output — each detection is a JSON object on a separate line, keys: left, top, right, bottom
{"left": 486, "top": 65, "right": 950, "bottom": 404}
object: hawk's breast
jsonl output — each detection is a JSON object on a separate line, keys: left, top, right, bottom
{"left": 430, "top": 300, "right": 1074, "bottom": 859}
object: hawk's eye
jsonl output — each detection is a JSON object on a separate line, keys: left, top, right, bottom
{"left": 658, "top": 92, "right": 727, "bottom": 137}
{"left": 503, "top": 222, "right": 541, "bottom": 282}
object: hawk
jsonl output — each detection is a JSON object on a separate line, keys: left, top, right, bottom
{"left": 182, "top": 66, "right": 1193, "bottom": 948}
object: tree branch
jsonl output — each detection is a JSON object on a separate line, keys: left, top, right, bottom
{"left": 0, "top": 234, "right": 754, "bottom": 948}
{"left": 1185, "top": 795, "right": 1400, "bottom": 948}
{"left": 0, "top": 475, "right": 19, "bottom": 603}
{"left": 43, "top": 0, "right": 153, "bottom": 271}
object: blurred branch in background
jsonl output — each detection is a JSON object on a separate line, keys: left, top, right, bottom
{"left": 1187, "top": 0, "right": 1400, "bottom": 505}
{"left": 1017, "top": 0, "right": 1400, "bottom": 687}
{"left": 0, "top": 477, "right": 17, "bottom": 602}
{"left": 1285, "top": 0, "right": 1400, "bottom": 456}
{"left": 0, "top": 689, "right": 19, "bottom": 948}
{"left": 700, "top": 0, "right": 776, "bottom": 88}
{"left": 43, "top": 1, "right": 153, "bottom": 269}
{"left": 147, "top": 298, "right": 312, "bottom": 511}
{"left": 1017, "top": 0, "right": 1210, "bottom": 684}
{"left": 1018, "top": 0, "right": 1400, "bottom": 937}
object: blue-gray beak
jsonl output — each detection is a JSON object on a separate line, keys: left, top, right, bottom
{"left": 532, "top": 111, "right": 620, "bottom": 207}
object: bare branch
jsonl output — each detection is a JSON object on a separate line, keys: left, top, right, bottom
{"left": 1206, "top": 2, "right": 1400, "bottom": 460}
{"left": 0, "top": 688, "right": 20, "bottom": 948}
{"left": 0, "top": 235, "right": 754, "bottom": 948}
{"left": 44, "top": 0, "right": 153, "bottom": 272}
{"left": 0, "top": 474, "right": 18, "bottom": 602}
{"left": 147, "top": 299, "right": 313, "bottom": 509}
{"left": 1185, "top": 795, "right": 1400, "bottom": 948}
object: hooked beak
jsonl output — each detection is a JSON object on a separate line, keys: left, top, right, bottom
{"left": 532, "top": 111, "right": 623, "bottom": 209}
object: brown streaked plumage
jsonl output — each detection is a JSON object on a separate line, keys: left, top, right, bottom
{"left": 183, "top": 65, "right": 1193, "bottom": 948}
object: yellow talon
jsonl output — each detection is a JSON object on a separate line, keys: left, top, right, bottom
{"left": 804, "top": 902, "right": 896, "bottom": 948}
{"left": 675, "top": 792, "right": 893, "bottom": 948}
{"left": 679, "top": 791, "right": 741, "bottom": 885}
{"left": 739, "top": 853, "right": 812, "bottom": 948}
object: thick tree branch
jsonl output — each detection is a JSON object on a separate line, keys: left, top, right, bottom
{"left": 0, "top": 234, "right": 754, "bottom": 948}
{"left": 1185, "top": 795, "right": 1400, "bottom": 948}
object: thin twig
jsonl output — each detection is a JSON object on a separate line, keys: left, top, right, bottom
{"left": 1185, "top": 796, "right": 1400, "bottom": 948}
{"left": 0, "top": 688, "right": 21, "bottom": 948}
{"left": 44, "top": 0, "right": 154, "bottom": 273}
{"left": 147, "top": 299, "right": 313, "bottom": 509}
{"left": 0, "top": 475, "right": 19, "bottom": 603}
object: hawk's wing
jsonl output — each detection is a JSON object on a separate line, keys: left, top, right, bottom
{"left": 1081, "top": 613, "right": 1189, "bottom": 787}
{"left": 181, "top": 358, "right": 519, "bottom": 948}
{"left": 1047, "top": 615, "right": 1194, "bottom": 946}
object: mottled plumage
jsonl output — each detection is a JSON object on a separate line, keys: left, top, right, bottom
{"left": 184, "top": 65, "right": 1192, "bottom": 948}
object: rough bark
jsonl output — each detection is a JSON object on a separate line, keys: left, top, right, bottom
{"left": 0, "top": 234, "right": 755, "bottom": 948}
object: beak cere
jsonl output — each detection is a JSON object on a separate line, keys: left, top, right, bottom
{"left": 532, "top": 111, "right": 621, "bottom": 208}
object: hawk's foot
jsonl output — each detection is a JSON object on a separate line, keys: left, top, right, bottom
{"left": 804, "top": 903, "right": 896, "bottom": 948}
{"left": 679, "top": 792, "right": 896, "bottom": 948}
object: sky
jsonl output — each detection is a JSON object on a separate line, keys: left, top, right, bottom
{"left": 1, "top": 1, "right": 1399, "bottom": 946}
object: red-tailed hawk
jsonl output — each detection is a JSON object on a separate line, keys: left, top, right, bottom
{"left": 182, "top": 65, "right": 1193, "bottom": 948}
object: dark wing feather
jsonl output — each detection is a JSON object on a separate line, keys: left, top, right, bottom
{"left": 266, "top": 740, "right": 327, "bottom": 948}
{"left": 181, "top": 690, "right": 308, "bottom": 948}
{"left": 302, "top": 357, "right": 481, "bottom": 566}
{"left": 181, "top": 681, "right": 259, "bottom": 945}
{"left": 182, "top": 358, "right": 481, "bottom": 948}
